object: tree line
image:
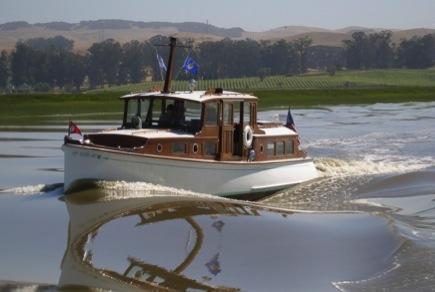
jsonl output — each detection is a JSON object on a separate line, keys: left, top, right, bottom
{"left": 344, "top": 31, "right": 435, "bottom": 69}
{"left": 0, "top": 32, "right": 434, "bottom": 92}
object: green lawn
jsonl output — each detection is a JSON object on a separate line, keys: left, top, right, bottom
{"left": 0, "top": 93, "right": 122, "bottom": 125}
{"left": 87, "top": 68, "right": 435, "bottom": 93}
{"left": 1, "top": 86, "right": 434, "bottom": 126}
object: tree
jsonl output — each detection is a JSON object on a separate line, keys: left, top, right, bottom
{"left": 343, "top": 31, "right": 395, "bottom": 70}
{"left": 11, "top": 42, "right": 34, "bottom": 86}
{"left": 305, "top": 45, "right": 345, "bottom": 71}
{"left": 66, "top": 53, "right": 86, "bottom": 91}
{"left": 397, "top": 34, "right": 435, "bottom": 68}
{"left": 25, "top": 35, "right": 74, "bottom": 51}
{"left": 46, "top": 47, "right": 69, "bottom": 88}
{"left": 87, "top": 39, "right": 122, "bottom": 88}
{"left": 258, "top": 67, "right": 271, "bottom": 81}
{"left": 369, "top": 31, "right": 394, "bottom": 68}
{"left": 29, "top": 48, "right": 49, "bottom": 86}
{"left": 0, "top": 50, "right": 8, "bottom": 89}
{"left": 343, "top": 31, "right": 370, "bottom": 69}
{"left": 120, "top": 40, "right": 146, "bottom": 84}
{"left": 293, "top": 37, "right": 313, "bottom": 73}
{"left": 260, "top": 40, "right": 298, "bottom": 75}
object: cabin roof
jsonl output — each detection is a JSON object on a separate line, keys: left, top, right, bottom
{"left": 120, "top": 90, "right": 258, "bottom": 103}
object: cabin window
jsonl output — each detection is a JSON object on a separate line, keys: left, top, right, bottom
{"left": 243, "top": 102, "right": 251, "bottom": 124}
{"left": 276, "top": 141, "right": 285, "bottom": 155}
{"left": 267, "top": 142, "right": 275, "bottom": 156}
{"left": 205, "top": 102, "right": 218, "bottom": 126}
{"left": 152, "top": 99, "right": 163, "bottom": 126}
{"left": 223, "top": 103, "right": 232, "bottom": 125}
{"left": 140, "top": 99, "right": 150, "bottom": 123}
{"left": 172, "top": 142, "right": 186, "bottom": 154}
{"left": 158, "top": 100, "right": 178, "bottom": 128}
{"left": 204, "top": 142, "right": 217, "bottom": 156}
{"left": 156, "top": 144, "right": 163, "bottom": 153}
{"left": 286, "top": 140, "right": 294, "bottom": 154}
{"left": 125, "top": 100, "right": 139, "bottom": 126}
{"left": 184, "top": 101, "right": 202, "bottom": 132}
{"left": 233, "top": 102, "right": 241, "bottom": 124}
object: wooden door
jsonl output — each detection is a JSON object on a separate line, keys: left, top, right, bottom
{"left": 219, "top": 102, "right": 234, "bottom": 160}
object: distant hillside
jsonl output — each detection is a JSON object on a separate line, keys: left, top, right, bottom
{"left": 0, "top": 19, "right": 434, "bottom": 51}
{"left": 0, "top": 19, "right": 244, "bottom": 37}
{"left": 264, "top": 28, "right": 435, "bottom": 47}
{"left": 0, "top": 19, "right": 244, "bottom": 51}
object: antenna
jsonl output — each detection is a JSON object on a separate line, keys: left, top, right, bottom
{"left": 163, "top": 37, "right": 177, "bottom": 93}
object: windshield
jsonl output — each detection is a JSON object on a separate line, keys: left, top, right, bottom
{"left": 123, "top": 97, "right": 202, "bottom": 133}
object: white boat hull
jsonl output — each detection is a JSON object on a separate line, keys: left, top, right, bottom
{"left": 63, "top": 144, "right": 318, "bottom": 197}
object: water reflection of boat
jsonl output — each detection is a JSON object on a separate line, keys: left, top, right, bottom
{"left": 59, "top": 188, "right": 402, "bottom": 291}
{"left": 62, "top": 37, "right": 317, "bottom": 197}
{"left": 60, "top": 190, "right": 257, "bottom": 291}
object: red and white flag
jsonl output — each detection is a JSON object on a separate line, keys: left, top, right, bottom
{"left": 68, "top": 121, "right": 82, "bottom": 136}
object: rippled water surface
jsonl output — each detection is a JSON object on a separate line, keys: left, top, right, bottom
{"left": 1, "top": 102, "right": 434, "bottom": 291}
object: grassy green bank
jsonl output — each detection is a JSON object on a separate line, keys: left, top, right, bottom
{"left": 89, "top": 69, "right": 435, "bottom": 93}
{"left": 1, "top": 87, "right": 434, "bottom": 126}
{"left": 0, "top": 92, "right": 122, "bottom": 125}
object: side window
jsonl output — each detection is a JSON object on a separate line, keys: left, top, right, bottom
{"left": 185, "top": 101, "right": 202, "bottom": 132}
{"left": 185, "top": 101, "right": 201, "bottom": 122}
{"left": 276, "top": 141, "right": 285, "bottom": 155}
{"left": 205, "top": 102, "right": 218, "bottom": 126}
{"left": 172, "top": 142, "right": 186, "bottom": 154}
{"left": 204, "top": 141, "right": 217, "bottom": 156}
{"left": 223, "top": 103, "right": 232, "bottom": 125}
{"left": 267, "top": 142, "right": 275, "bottom": 156}
{"left": 243, "top": 102, "right": 251, "bottom": 125}
{"left": 140, "top": 98, "right": 150, "bottom": 126}
{"left": 126, "top": 100, "right": 138, "bottom": 118}
{"left": 125, "top": 100, "right": 139, "bottom": 128}
{"left": 233, "top": 102, "right": 241, "bottom": 124}
{"left": 151, "top": 99, "right": 163, "bottom": 126}
{"left": 286, "top": 140, "right": 294, "bottom": 154}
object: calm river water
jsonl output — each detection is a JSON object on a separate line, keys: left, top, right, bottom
{"left": 0, "top": 102, "right": 434, "bottom": 291}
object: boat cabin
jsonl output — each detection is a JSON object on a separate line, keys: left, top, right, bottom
{"left": 82, "top": 88, "right": 303, "bottom": 162}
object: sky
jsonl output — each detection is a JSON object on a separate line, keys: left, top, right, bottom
{"left": 1, "top": 0, "right": 435, "bottom": 31}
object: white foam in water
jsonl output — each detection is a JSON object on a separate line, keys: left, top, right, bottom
{"left": 1, "top": 184, "right": 47, "bottom": 195}
{"left": 94, "top": 180, "right": 216, "bottom": 200}
{"left": 0, "top": 183, "right": 64, "bottom": 196}
{"left": 314, "top": 155, "right": 434, "bottom": 178}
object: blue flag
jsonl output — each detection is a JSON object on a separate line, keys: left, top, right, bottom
{"left": 286, "top": 107, "right": 297, "bottom": 133}
{"left": 156, "top": 53, "right": 167, "bottom": 72}
{"left": 182, "top": 56, "right": 199, "bottom": 75}
{"left": 286, "top": 107, "right": 301, "bottom": 144}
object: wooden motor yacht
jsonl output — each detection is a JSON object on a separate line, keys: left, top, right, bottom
{"left": 62, "top": 37, "right": 318, "bottom": 197}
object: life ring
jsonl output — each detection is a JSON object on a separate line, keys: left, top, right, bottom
{"left": 243, "top": 125, "right": 254, "bottom": 148}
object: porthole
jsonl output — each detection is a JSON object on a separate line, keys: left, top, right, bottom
{"left": 260, "top": 144, "right": 264, "bottom": 153}
{"left": 192, "top": 143, "right": 199, "bottom": 154}
{"left": 156, "top": 144, "right": 163, "bottom": 153}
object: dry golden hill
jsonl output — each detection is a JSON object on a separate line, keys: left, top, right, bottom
{"left": 0, "top": 20, "right": 434, "bottom": 51}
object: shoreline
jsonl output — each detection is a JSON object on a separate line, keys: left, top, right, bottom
{"left": 1, "top": 87, "right": 435, "bottom": 125}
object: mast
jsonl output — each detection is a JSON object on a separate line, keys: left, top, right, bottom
{"left": 163, "top": 37, "right": 177, "bottom": 93}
